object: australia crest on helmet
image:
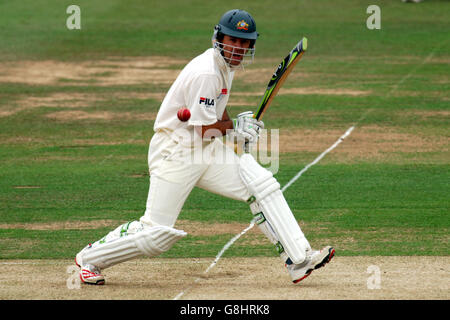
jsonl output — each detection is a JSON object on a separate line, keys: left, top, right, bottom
{"left": 236, "top": 20, "right": 249, "bottom": 31}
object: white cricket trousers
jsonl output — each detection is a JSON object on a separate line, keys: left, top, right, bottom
{"left": 140, "top": 130, "right": 251, "bottom": 227}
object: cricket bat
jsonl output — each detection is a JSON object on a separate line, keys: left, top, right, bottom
{"left": 254, "top": 37, "right": 308, "bottom": 121}
{"left": 243, "top": 37, "right": 308, "bottom": 153}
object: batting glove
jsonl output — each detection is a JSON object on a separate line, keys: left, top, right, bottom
{"left": 233, "top": 111, "right": 264, "bottom": 143}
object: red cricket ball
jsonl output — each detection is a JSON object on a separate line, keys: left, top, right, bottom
{"left": 177, "top": 107, "right": 191, "bottom": 122}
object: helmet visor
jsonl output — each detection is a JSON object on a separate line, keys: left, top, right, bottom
{"left": 213, "top": 41, "right": 255, "bottom": 68}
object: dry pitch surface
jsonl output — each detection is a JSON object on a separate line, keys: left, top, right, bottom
{"left": 1, "top": 256, "right": 448, "bottom": 300}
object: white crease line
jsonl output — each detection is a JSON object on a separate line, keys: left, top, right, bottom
{"left": 355, "top": 40, "right": 446, "bottom": 125}
{"left": 282, "top": 126, "right": 355, "bottom": 192}
{"left": 204, "top": 221, "right": 256, "bottom": 274}
{"left": 173, "top": 220, "right": 256, "bottom": 300}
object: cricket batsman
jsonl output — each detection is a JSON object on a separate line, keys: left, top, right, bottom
{"left": 75, "top": 9, "right": 335, "bottom": 285}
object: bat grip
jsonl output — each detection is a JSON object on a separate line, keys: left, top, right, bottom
{"left": 243, "top": 139, "right": 250, "bottom": 153}
{"left": 243, "top": 113, "right": 257, "bottom": 153}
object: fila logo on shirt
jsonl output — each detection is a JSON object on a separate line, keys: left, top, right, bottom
{"left": 199, "top": 97, "right": 215, "bottom": 106}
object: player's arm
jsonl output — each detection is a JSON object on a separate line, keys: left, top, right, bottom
{"left": 222, "top": 108, "right": 231, "bottom": 122}
{"left": 198, "top": 108, "right": 233, "bottom": 139}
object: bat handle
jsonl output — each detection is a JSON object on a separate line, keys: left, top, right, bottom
{"left": 243, "top": 139, "right": 250, "bottom": 153}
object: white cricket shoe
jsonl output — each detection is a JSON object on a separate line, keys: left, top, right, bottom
{"left": 286, "top": 246, "right": 335, "bottom": 284}
{"left": 75, "top": 254, "right": 105, "bottom": 285}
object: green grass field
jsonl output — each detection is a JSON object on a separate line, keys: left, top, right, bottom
{"left": 0, "top": 0, "right": 448, "bottom": 261}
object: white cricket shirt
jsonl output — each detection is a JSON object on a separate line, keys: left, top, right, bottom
{"left": 153, "top": 48, "right": 234, "bottom": 142}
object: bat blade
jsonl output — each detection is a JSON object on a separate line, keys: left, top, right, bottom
{"left": 254, "top": 37, "right": 308, "bottom": 121}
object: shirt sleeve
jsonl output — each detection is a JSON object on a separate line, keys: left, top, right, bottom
{"left": 186, "top": 74, "right": 220, "bottom": 126}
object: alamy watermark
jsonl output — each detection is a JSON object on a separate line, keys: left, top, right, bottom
{"left": 367, "top": 265, "right": 381, "bottom": 289}
{"left": 66, "top": 5, "right": 81, "bottom": 30}
{"left": 366, "top": 5, "right": 381, "bottom": 30}
{"left": 66, "top": 265, "right": 81, "bottom": 289}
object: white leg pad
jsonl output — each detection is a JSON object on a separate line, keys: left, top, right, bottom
{"left": 250, "top": 202, "right": 289, "bottom": 262}
{"left": 240, "top": 154, "right": 310, "bottom": 264}
{"left": 77, "top": 221, "right": 186, "bottom": 269}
